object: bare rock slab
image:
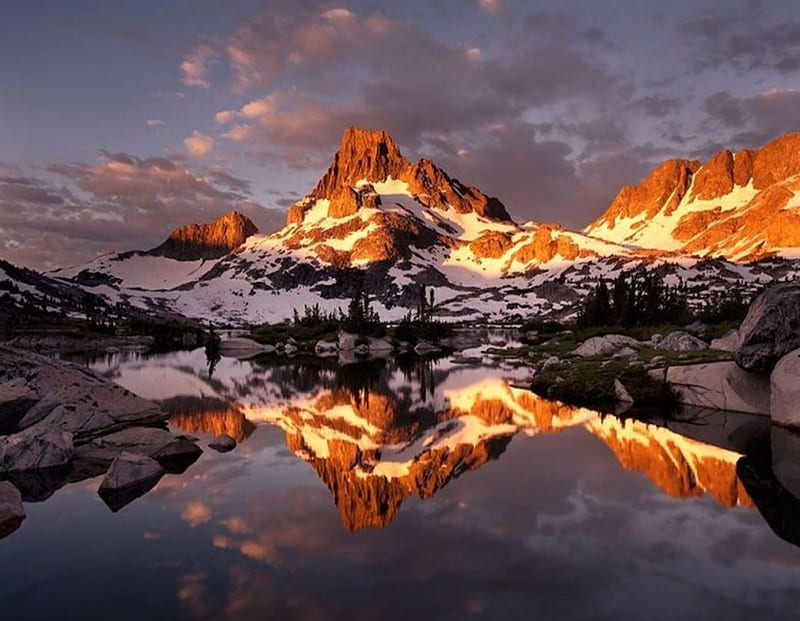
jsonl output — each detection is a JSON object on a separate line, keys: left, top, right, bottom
{"left": 666, "top": 361, "right": 770, "bottom": 415}
{"left": 76, "top": 426, "right": 202, "bottom": 472}
{"left": 0, "top": 428, "right": 73, "bottom": 472}
{"left": 0, "top": 345, "right": 165, "bottom": 441}
{"left": 0, "top": 480, "right": 25, "bottom": 539}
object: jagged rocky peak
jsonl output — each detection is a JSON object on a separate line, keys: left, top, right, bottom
{"left": 588, "top": 158, "right": 700, "bottom": 232}
{"left": 585, "top": 131, "right": 800, "bottom": 260}
{"left": 313, "top": 126, "right": 409, "bottom": 197}
{"left": 148, "top": 210, "right": 258, "bottom": 261}
{"left": 286, "top": 126, "right": 513, "bottom": 225}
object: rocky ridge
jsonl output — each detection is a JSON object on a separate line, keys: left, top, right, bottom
{"left": 586, "top": 133, "right": 800, "bottom": 260}
{"left": 32, "top": 128, "right": 800, "bottom": 325}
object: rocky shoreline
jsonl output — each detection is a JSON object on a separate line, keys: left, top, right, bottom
{"left": 0, "top": 345, "right": 205, "bottom": 537}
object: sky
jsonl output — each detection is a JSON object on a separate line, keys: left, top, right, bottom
{"left": 2, "top": 0, "right": 800, "bottom": 270}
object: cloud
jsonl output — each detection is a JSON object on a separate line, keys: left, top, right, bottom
{"left": 184, "top": 130, "right": 214, "bottom": 156}
{"left": 180, "top": 42, "right": 218, "bottom": 88}
{"left": 683, "top": 7, "right": 800, "bottom": 74}
{"left": 477, "top": 0, "right": 501, "bottom": 14}
{"left": 701, "top": 89, "right": 800, "bottom": 147}
{"left": 0, "top": 154, "right": 286, "bottom": 270}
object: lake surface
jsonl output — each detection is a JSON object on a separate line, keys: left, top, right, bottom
{"left": 3, "top": 344, "right": 800, "bottom": 620}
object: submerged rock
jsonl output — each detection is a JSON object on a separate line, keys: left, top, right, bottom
{"left": 209, "top": 433, "right": 237, "bottom": 453}
{"left": 657, "top": 331, "right": 708, "bottom": 352}
{"left": 735, "top": 282, "right": 800, "bottom": 372}
{"left": 572, "top": 334, "right": 640, "bottom": 357}
{"left": 0, "top": 480, "right": 25, "bottom": 539}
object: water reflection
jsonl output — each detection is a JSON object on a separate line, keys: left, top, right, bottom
{"left": 4, "top": 347, "right": 800, "bottom": 620}
{"left": 88, "top": 348, "right": 770, "bottom": 531}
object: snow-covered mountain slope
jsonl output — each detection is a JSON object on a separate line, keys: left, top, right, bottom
{"left": 48, "top": 127, "right": 800, "bottom": 324}
{"left": 586, "top": 133, "right": 800, "bottom": 260}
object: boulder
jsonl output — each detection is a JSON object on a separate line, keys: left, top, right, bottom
{"left": 540, "top": 355, "right": 561, "bottom": 372}
{"left": 98, "top": 452, "right": 166, "bottom": 512}
{"left": 572, "top": 334, "right": 640, "bottom": 357}
{"left": 770, "top": 349, "right": 800, "bottom": 428}
{"left": 710, "top": 328, "right": 740, "bottom": 352}
{"left": 657, "top": 331, "right": 708, "bottom": 352}
{"left": 219, "top": 337, "right": 272, "bottom": 359}
{"left": 0, "top": 380, "right": 38, "bottom": 435}
{"left": 735, "top": 282, "right": 800, "bottom": 372}
{"left": 414, "top": 340, "right": 441, "bottom": 355}
{"left": 99, "top": 452, "right": 164, "bottom": 493}
{"left": 284, "top": 342, "right": 298, "bottom": 355}
{"left": 368, "top": 337, "right": 393, "bottom": 353}
{"left": 666, "top": 361, "right": 770, "bottom": 414}
{"left": 209, "top": 433, "right": 237, "bottom": 453}
{"left": 614, "top": 379, "right": 634, "bottom": 403}
{"left": 613, "top": 347, "right": 639, "bottom": 360}
{"left": 0, "top": 481, "right": 25, "bottom": 539}
{"left": 686, "top": 320, "right": 711, "bottom": 336}
{"left": 0, "top": 426, "right": 73, "bottom": 472}
{"left": 338, "top": 332, "right": 360, "bottom": 351}
{"left": 315, "top": 340, "right": 339, "bottom": 357}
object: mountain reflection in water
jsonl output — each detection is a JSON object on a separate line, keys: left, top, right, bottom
{"left": 4, "top": 346, "right": 800, "bottom": 621}
{"left": 92, "top": 348, "right": 763, "bottom": 531}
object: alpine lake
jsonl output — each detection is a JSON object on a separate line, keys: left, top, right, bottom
{"left": 2, "top": 331, "right": 800, "bottom": 621}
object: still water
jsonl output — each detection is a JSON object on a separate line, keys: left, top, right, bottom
{"left": 2, "top": 346, "right": 800, "bottom": 620}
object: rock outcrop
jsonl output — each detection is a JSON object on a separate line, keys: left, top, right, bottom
{"left": 148, "top": 211, "right": 258, "bottom": 261}
{"left": 0, "top": 481, "right": 24, "bottom": 539}
{"left": 666, "top": 361, "right": 771, "bottom": 415}
{"left": 657, "top": 331, "right": 708, "bottom": 352}
{"left": 98, "top": 452, "right": 165, "bottom": 512}
{"left": 770, "top": 349, "right": 800, "bottom": 428}
{"left": 735, "top": 282, "right": 800, "bottom": 372}
{"left": 572, "top": 334, "right": 641, "bottom": 357}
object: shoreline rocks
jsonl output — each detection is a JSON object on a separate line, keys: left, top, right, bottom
{"left": 0, "top": 481, "right": 24, "bottom": 538}
{"left": 735, "top": 282, "right": 800, "bottom": 372}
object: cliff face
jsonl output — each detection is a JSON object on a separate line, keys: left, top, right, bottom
{"left": 586, "top": 132, "right": 800, "bottom": 260}
{"left": 148, "top": 211, "right": 258, "bottom": 261}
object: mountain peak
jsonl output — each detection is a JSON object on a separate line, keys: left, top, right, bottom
{"left": 148, "top": 210, "right": 258, "bottom": 261}
{"left": 311, "top": 126, "right": 409, "bottom": 199}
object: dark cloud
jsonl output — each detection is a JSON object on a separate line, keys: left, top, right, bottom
{"left": 683, "top": 4, "right": 800, "bottom": 74}
{"left": 701, "top": 89, "right": 800, "bottom": 148}
{"left": 0, "top": 154, "right": 285, "bottom": 270}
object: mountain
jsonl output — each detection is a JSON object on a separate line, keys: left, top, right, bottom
{"left": 586, "top": 133, "right": 800, "bottom": 260}
{"left": 148, "top": 211, "right": 259, "bottom": 261}
{"left": 48, "top": 127, "right": 800, "bottom": 324}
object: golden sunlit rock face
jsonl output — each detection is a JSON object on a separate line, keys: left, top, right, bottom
{"left": 586, "top": 132, "right": 800, "bottom": 260}
{"left": 149, "top": 211, "right": 259, "bottom": 260}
